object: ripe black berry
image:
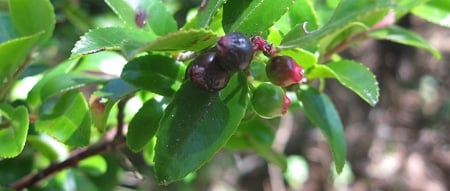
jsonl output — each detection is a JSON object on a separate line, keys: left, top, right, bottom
{"left": 186, "top": 52, "right": 231, "bottom": 92}
{"left": 215, "top": 32, "right": 253, "bottom": 72}
{"left": 266, "top": 56, "right": 305, "bottom": 87}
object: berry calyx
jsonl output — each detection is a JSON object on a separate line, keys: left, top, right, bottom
{"left": 266, "top": 56, "right": 305, "bottom": 87}
{"left": 186, "top": 52, "right": 231, "bottom": 92}
{"left": 215, "top": 32, "right": 253, "bottom": 72}
{"left": 251, "top": 36, "right": 274, "bottom": 57}
{"left": 251, "top": 83, "right": 289, "bottom": 119}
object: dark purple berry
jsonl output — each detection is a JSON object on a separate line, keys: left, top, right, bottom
{"left": 215, "top": 32, "right": 253, "bottom": 72}
{"left": 266, "top": 56, "right": 305, "bottom": 87}
{"left": 186, "top": 52, "right": 231, "bottom": 92}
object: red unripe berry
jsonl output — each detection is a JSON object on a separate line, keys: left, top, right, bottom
{"left": 266, "top": 56, "right": 305, "bottom": 87}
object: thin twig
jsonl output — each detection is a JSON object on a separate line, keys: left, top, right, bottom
{"left": 9, "top": 128, "right": 126, "bottom": 190}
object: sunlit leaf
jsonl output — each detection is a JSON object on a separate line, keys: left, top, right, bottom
{"left": 222, "top": 0, "right": 295, "bottom": 35}
{"left": 105, "top": 0, "right": 177, "bottom": 35}
{"left": 36, "top": 90, "right": 91, "bottom": 147}
{"left": 71, "top": 27, "right": 157, "bottom": 58}
{"left": 0, "top": 32, "right": 42, "bottom": 83}
{"left": 140, "top": 29, "right": 218, "bottom": 52}
{"left": 0, "top": 104, "right": 29, "bottom": 158}
{"left": 8, "top": 0, "right": 55, "bottom": 44}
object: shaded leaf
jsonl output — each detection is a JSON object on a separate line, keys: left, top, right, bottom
{"left": 154, "top": 73, "right": 248, "bottom": 184}
{"left": 0, "top": 13, "right": 19, "bottom": 43}
{"left": 39, "top": 73, "right": 106, "bottom": 101}
{"left": 222, "top": 0, "right": 295, "bottom": 35}
{"left": 8, "top": 0, "right": 55, "bottom": 44}
{"left": 127, "top": 99, "right": 164, "bottom": 152}
{"left": 0, "top": 104, "right": 29, "bottom": 158}
{"left": 297, "top": 85, "right": 346, "bottom": 173}
{"left": 369, "top": 25, "right": 441, "bottom": 59}
{"left": 36, "top": 90, "right": 91, "bottom": 147}
{"left": 95, "top": 78, "right": 137, "bottom": 101}
{"left": 120, "top": 54, "right": 183, "bottom": 96}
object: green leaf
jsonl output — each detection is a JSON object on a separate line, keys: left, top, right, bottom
{"left": 0, "top": 32, "right": 42, "bottom": 82}
{"left": 78, "top": 155, "right": 107, "bottom": 176}
{"left": 288, "top": 0, "right": 319, "bottom": 30}
{"left": 0, "top": 104, "right": 29, "bottom": 158}
{"left": 0, "top": 13, "right": 19, "bottom": 43}
{"left": 411, "top": 0, "right": 450, "bottom": 28}
{"left": 127, "top": 99, "right": 164, "bottom": 152}
{"left": 369, "top": 25, "right": 441, "bottom": 59}
{"left": 154, "top": 73, "right": 248, "bottom": 184}
{"left": 140, "top": 29, "right": 218, "bottom": 52}
{"left": 196, "top": 0, "right": 224, "bottom": 29}
{"left": 8, "top": 0, "right": 55, "bottom": 44}
{"left": 89, "top": 98, "right": 115, "bottom": 133}
{"left": 105, "top": 0, "right": 177, "bottom": 35}
{"left": 27, "top": 58, "right": 80, "bottom": 107}
{"left": 39, "top": 73, "right": 106, "bottom": 101}
{"left": 95, "top": 78, "right": 137, "bottom": 101}
{"left": 297, "top": 85, "right": 346, "bottom": 173}
{"left": 27, "top": 135, "right": 61, "bottom": 161}
{"left": 309, "top": 60, "right": 379, "bottom": 106}
{"left": 222, "top": 0, "right": 295, "bottom": 35}
{"left": 36, "top": 90, "right": 91, "bottom": 147}
{"left": 279, "top": 48, "right": 318, "bottom": 69}
{"left": 71, "top": 27, "right": 157, "bottom": 58}
{"left": 120, "top": 54, "right": 183, "bottom": 96}
{"left": 281, "top": 0, "right": 391, "bottom": 48}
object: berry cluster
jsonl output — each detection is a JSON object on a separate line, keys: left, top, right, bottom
{"left": 250, "top": 36, "right": 306, "bottom": 118}
{"left": 186, "top": 32, "right": 253, "bottom": 92}
{"left": 186, "top": 33, "right": 306, "bottom": 118}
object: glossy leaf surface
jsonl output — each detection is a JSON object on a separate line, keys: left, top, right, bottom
{"left": 154, "top": 73, "right": 248, "bottom": 184}
{"left": 127, "top": 99, "right": 164, "bottom": 152}
{"left": 120, "top": 54, "right": 183, "bottom": 96}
